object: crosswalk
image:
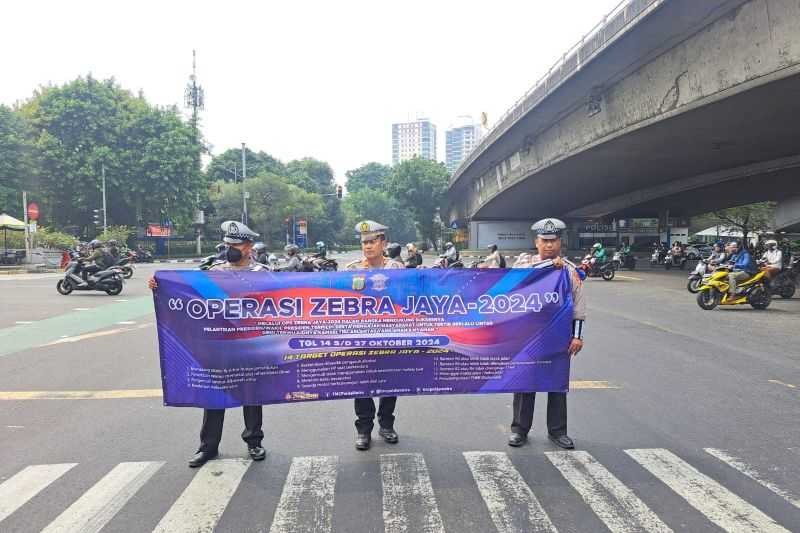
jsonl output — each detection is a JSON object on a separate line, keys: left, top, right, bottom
{"left": 0, "top": 447, "right": 797, "bottom": 532}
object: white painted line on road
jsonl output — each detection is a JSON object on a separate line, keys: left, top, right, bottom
{"left": 0, "top": 463, "right": 77, "bottom": 523}
{"left": 5, "top": 425, "right": 24, "bottom": 429}
{"left": 114, "top": 299, "right": 128, "bottom": 302}
{"left": 42, "top": 461, "right": 164, "bottom": 533}
{"left": 43, "top": 323, "right": 150, "bottom": 346}
{"left": 546, "top": 450, "right": 672, "bottom": 533}
{"left": 73, "top": 308, "right": 90, "bottom": 311}
{"left": 463, "top": 451, "right": 556, "bottom": 533}
{"left": 626, "top": 448, "right": 789, "bottom": 533}
{"left": 767, "top": 379, "right": 797, "bottom": 390}
{"left": 615, "top": 275, "right": 643, "bottom": 281}
{"left": 704, "top": 448, "right": 800, "bottom": 509}
{"left": 380, "top": 453, "right": 445, "bottom": 533}
{"left": 153, "top": 458, "right": 250, "bottom": 533}
{"left": 269, "top": 456, "right": 338, "bottom": 533}
{"left": 116, "top": 321, "right": 137, "bottom": 325}
{"left": 14, "top": 321, "right": 33, "bottom": 325}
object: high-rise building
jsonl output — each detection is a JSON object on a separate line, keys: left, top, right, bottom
{"left": 445, "top": 117, "right": 484, "bottom": 174}
{"left": 392, "top": 118, "right": 437, "bottom": 165}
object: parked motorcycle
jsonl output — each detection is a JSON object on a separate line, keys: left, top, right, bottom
{"left": 696, "top": 269, "right": 770, "bottom": 310}
{"left": 57, "top": 258, "right": 124, "bottom": 296}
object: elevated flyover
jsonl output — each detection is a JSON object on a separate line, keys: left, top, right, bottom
{"left": 447, "top": 0, "right": 800, "bottom": 233}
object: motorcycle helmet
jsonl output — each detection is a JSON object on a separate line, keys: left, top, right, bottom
{"left": 445, "top": 242, "right": 454, "bottom": 249}
{"left": 253, "top": 242, "right": 267, "bottom": 253}
{"left": 215, "top": 243, "right": 226, "bottom": 252}
{"left": 315, "top": 241, "right": 325, "bottom": 249}
{"left": 387, "top": 242, "right": 402, "bottom": 259}
{"left": 284, "top": 244, "right": 299, "bottom": 255}
{"left": 592, "top": 242, "right": 602, "bottom": 250}
{"left": 89, "top": 239, "right": 102, "bottom": 249}
{"left": 107, "top": 240, "right": 118, "bottom": 246}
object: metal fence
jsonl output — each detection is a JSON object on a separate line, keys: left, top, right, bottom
{"left": 450, "top": 0, "right": 663, "bottom": 185}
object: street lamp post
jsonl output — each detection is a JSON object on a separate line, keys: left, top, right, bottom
{"left": 241, "top": 143, "right": 248, "bottom": 225}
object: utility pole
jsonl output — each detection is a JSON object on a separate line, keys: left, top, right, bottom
{"left": 101, "top": 164, "right": 108, "bottom": 235}
{"left": 241, "top": 142, "right": 248, "bottom": 225}
{"left": 22, "top": 190, "right": 30, "bottom": 263}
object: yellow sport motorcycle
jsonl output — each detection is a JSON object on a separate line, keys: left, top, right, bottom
{"left": 696, "top": 269, "right": 771, "bottom": 310}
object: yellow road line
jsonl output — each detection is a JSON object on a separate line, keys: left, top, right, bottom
{"left": 0, "top": 380, "right": 619, "bottom": 401}
{"left": 615, "top": 274, "right": 643, "bottom": 281}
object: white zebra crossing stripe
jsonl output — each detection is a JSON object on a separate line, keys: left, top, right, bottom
{"left": 463, "top": 451, "right": 556, "bottom": 533}
{"left": 380, "top": 453, "right": 445, "bottom": 533}
{"left": 153, "top": 458, "right": 251, "bottom": 533}
{"left": 0, "top": 463, "right": 77, "bottom": 523}
{"left": 704, "top": 448, "right": 800, "bottom": 509}
{"left": 626, "top": 448, "right": 790, "bottom": 533}
{"left": 269, "top": 456, "right": 338, "bottom": 533}
{"left": 545, "top": 451, "right": 672, "bottom": 533}
{"left": 42, "top": 461, "right": 164, "bottom": 533}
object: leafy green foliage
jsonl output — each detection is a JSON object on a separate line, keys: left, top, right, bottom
{"left": 340, "top": 188, "right": 417, "bottom": 245}
{"left": 387, "top": 158, "right": 449, "bottom": 248}
{"left": 709, "top": 202, "right": 776, "bottom": 244}
{"left": 206, "top": 148, "right": 285, "bottom": 183}
{"left": 98, "top": 225, "right": 135, "bottom": 246}
{"left": 344, "top": 162, "right": 392, "bottom": 193}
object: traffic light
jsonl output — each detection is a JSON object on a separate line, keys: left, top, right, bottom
{"left": 336, "top": 185, "right": 343, "bottom": 199}
{"left": 93, "top": 209, "right": 102, "bottom": 225}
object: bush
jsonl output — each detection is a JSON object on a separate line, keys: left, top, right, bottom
{"left": 98, "top": 226, "right": 135, "bottom": 247}
{"left": 1, "top": 227, "right": 77, "bottom": 250}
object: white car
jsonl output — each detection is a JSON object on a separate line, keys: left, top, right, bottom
{"left": 684, "top": 243, "right": 712, "bottom": 260}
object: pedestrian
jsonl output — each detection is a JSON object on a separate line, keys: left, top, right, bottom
{"left": 345, "top": 220, "right": 404, "bottom": 450}
{"left": 148, "top": 220, "right": 267, "bottom": 467}
{"left": 508, "top": 218, "right": 586, "bottom": 450}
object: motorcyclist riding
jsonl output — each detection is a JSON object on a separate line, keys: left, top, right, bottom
{"left": 281, "top": 244, "right": 303, "bottom": 272}
{"left": 253, "top": 242, "right": 268, "bottom": 264}
{"left": 315, "top": 241, "right": 327, "bottom": 259}
{"left": 441, "top": 241, "right": 459, "bottom": 267}
{"left": 726, "top": 241, "right": 758, "bottom": 299}
{"left": 481, "top": 244, "right": 505, "bottom": 268}
{"left": 708, "top": 242, "right": 726, "bottom": 265}
{"left": 590, "top": 242, "right": 606, "bottom": 268}
{"left": 760, "top": 239, "right": 783, "bottom": 280}
{"left": 404, "top": 243, "right": 423, "bottom": 268}
{"left": 107, "top": 240, "right": 120, "bottom": 261}
{"left": 386, "top": 242, "right": 402, "bottom": 261}
{"left": 80, "top": 239, "right": 113, "bottom": 286}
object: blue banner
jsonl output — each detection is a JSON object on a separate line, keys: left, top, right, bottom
{"left": 154, "top": 268, "right": 573, "bottom": 408}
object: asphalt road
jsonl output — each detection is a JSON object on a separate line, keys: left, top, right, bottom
{"left": 0, "top": 258, "right": 798, "bottom": 532}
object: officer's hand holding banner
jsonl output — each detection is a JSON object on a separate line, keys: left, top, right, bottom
{"left": 154, "top": 267, "right": 574, "bottom": 408}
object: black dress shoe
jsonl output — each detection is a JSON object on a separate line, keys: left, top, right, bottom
{"left": 355, "top": 433, "right": 371, "bottom": 450}
{"left": 188, "top": 450, "right": 218, "bottom": 468}
{"left": 508, "top": 433, "right": 528, "bottom": 447}
{"left": 378, "top": 427, "right": 399, "bottom": 444}
{"left": 248, "top": 445, "right": 266, "bottom": 461}
{"left": 549, "top": 434, "right": 575, "bottom": 449}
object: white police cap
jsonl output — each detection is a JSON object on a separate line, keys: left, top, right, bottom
{"left": 221, "top": 220, "right": 259, "bottom": 244}
{"left": 531, "top": 218, "right": 566, "bottom": 240}
{"left": 354, "top": 220, "right": 388, "bottom": 242}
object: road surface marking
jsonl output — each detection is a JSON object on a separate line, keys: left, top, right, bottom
{"left": 0, "top": 389, "right": 163, "bottom": 400}
{"left": 153, "top": 458, "right": 250, "bottom": 533}
{"left": 73, "top": 308, "right": 90, "bottom": 311}
{"left": 380, "top": 453, "right": 445, "bottom": 533}
{"left": 116, "top": 320, "right": 137, "bottom": 325}
{"left": 14, "top": 321, "right": 33, "bottom": 325}
{"left": 0, "top": 463, "right": 77, "bottom": 523}
{"left": 626, "top": 448, "right": 789, "bottom": 533}
{"left": 546, "top": 451, "right": 672, "bottom": 533}
{"left": 43, "top": 322, "right": 151, "bottom": 346}
{"left": 463, "top": 451, "right": 556, "bottom": 533}
{"left": 113, "top": 299, "right": 128, "bottom": 302}
{"left": 704, "top": 448, "right": 800, "bottom": 509}
{"left": 570, "top": 380, "right": 619, "bottom": 389}
{"left": 615, "top": 275, "right": 643, "bottom": 281}
{"left": 768, "top": 379, "right": 797, "bottom": 389}
{"left": 42, "top": 461, "right": 164, "bottom": 533}
{"left": 269, "top": 456, "right": 338, "bottom": 533}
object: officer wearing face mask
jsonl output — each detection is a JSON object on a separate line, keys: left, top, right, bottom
{"left": 148, "top": 220, "right": 267, "bottom": 467}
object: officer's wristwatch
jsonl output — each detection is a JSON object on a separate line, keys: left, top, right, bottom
{"left": 572, "top": 319, "right": 584, "bottom": 340}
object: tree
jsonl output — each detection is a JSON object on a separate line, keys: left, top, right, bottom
{"left": 286, "top": 158, "right": 335, "bottom": 194}
{"left": 340, "top": 189, "right": 417, "bottom": 245}
{"left": 387, "top": 158, "right": 449, "bottom": 249}
{"left": 206, "top": 148, "right": 285, "bottom": 183}
{"left": 0, "top": 105, "right": 32, "bottom": 215}
{"left": 710, "top": 202, "right": 776, "bottom": 245}
{"left": 345, "top": 162, "right": 392, "bottom": 193}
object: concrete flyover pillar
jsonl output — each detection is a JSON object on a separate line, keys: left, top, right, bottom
{"left": 468, "top": 220, "right": 534, "bottom": 250}
{"left": 775, "top": 196, "right": 800, "bottom": 232}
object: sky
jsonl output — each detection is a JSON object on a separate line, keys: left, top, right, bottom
{"left": 2, "top": 0, "right": 623, "bottom": 184}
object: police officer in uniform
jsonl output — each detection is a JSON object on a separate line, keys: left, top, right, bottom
{"left": 345, "top": 220, "right": 404, "bottom": 450}
{"left": 148, "top": 221, "right": 268, "bottom": 467}
{"left": 508, "top": 218, "right": 586, "bottom": 450}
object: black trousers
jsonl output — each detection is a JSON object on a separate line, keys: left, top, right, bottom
{"left": 354, "top": 396, "right": 397, "bottom": 434}
{"left": 198, "top": 406, "right": 263, "bottom": 453}
{"left": 511, "top": 392, "right": 567, "bottom": 437}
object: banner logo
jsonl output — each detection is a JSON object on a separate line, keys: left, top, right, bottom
{"left": 352, "top": 275, "right": 366, "bottom": 291}
{"left": 370, "top": 273, "right": 388, "bottom": 291}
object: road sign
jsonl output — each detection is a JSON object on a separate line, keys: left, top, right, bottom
{"left": 27, "top": 202, "right": 40, "bottom": 221}
{"left": 295, "top": 219, "right": 308, "bottom": 248}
